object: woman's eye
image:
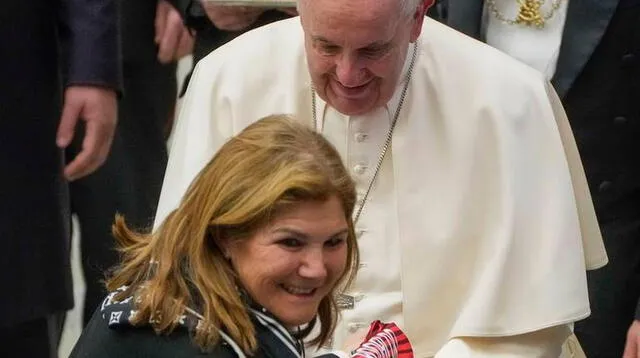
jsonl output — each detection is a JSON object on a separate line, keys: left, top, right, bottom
{"left": 325, "top": 237, "right": 345, "bottom": 248}
{"left": 278, "top": 238, "right": 303, "bottom": 248}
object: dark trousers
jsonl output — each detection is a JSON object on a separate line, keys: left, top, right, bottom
{"left": 575, "top": 217, "right": 640, "bottom": 357}
{"left": 68, "top": 60, "right": 177, "bottom": 325}
{"left": 0, "top": 313, "right": 64, "bottom": 358}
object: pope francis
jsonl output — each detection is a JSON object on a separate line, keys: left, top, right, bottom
{"left": 154, "top": 0, "right": 608, "bottom": 356}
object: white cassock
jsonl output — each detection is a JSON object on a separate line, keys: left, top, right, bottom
{"left": 155, "top": 17, "right": 607, "bottom": 358}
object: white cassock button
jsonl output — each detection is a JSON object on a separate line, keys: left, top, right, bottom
{"left": 353, "top": 164, "right": 367, "bottom": 175}
{"left": 354, "top": 133, "right": 368, "bottom": 142}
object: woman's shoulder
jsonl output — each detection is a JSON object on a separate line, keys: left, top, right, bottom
{"left": 71, "top": 312, "right": 239, "bottom": 358}
{"left": 69, "top": 292, "right": 240, "bottom": 358}
{"left": 72, "top": 313, "right": 240, "bottom": 357}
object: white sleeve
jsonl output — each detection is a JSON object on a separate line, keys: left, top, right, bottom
{"left": 153, "top": 58, "right": 235, "bottom": 229}
{"left": 434, "top": 325, "right": 572, "bottom": 358}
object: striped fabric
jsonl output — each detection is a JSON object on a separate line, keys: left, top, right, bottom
{"left": 351, "top": 321, "right": 414, "bottom": 358}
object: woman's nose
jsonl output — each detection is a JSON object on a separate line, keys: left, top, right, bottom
{"left": 298, "top": 249, "right": 328, "bottom": 280}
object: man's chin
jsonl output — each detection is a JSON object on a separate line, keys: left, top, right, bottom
{"left": 329, "top": 97, "right": 376, "bottom": 116}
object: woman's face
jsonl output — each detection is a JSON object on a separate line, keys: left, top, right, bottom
{"left": 223, "top": 196, "right": 349, "bottom": 327}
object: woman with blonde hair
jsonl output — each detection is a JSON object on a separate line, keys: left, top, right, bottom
{"left": 70, "top": 114, "right": 361, "bottom": 357}
{"left": 71, "top": 114, "right": 415, "bottom": 357}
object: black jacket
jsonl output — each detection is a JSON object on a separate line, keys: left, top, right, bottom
{"left": 70, "top": 288, "right": 332, "bottom": 358}
{"left": 71, "top": 309, "right": 239, "bottom": 358}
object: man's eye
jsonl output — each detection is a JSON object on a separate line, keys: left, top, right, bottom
{"left": 360, "top": 48, "right": 386, "bottom": 59}
{"left": 278, "top": 238, "right": 303, "bottom": 248}
{"left": 321, "top": 45, "right": 340, "bottom": 55}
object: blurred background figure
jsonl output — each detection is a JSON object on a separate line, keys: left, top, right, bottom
{"left": 164, "top": 0, "right": 295, "bottom": 96}
{"left": 70, "top": 0, "right": 193, "bottom": 328}
{"left": 429, "top": 1, "right": 640, "bottom": 356}
{"left": 0, "top": 0, "right": 121, "bottom": 357}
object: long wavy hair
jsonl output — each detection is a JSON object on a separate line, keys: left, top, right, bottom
{"left": 106, "top": 114, "right": 359, "bottom": 354}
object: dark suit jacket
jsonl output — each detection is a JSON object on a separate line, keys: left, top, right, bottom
{"left": 0, "top": 0, "right": 121, "bottom": 327}
{"left": 119, "top": 0, "right": 162, "bottom": 63}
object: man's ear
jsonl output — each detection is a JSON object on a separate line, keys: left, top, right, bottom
{"left": 410, "top": 0, "right": 432, "bottom": 42}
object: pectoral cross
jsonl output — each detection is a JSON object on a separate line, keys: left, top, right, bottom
{"left": 516, "top": 0, "right": 545, "bottom": 28}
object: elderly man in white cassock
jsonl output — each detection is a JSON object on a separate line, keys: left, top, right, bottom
{"left": 154, "top": 0, "right": 608, "bottom": 356}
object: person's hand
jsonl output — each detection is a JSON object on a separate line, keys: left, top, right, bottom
{"left": 155, "top": 0, "right": 194, "bottom": 63}
{"left": 624, "top": 320, "right": 640, "bottom": 358}
{"left": 199, "top": 2, "right": 265, "bottom": 31}
{"left": 277, "top": 7, "right": 298, "bottom": 16}
{"left": 56, "top": 86, "right": 117, "bottom": 181}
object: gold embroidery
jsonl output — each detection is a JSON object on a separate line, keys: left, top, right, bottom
{"left": 487, "top": 0, "right": 562, "bottom": 28}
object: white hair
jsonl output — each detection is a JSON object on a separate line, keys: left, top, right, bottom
{"left": 297, "top": 0, "right": 424, "bottom": 18}
{"left": 400, "top": 0, "right": 423, "bottom": 17}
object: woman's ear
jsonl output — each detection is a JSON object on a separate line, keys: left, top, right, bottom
{"left": 219, "top": 240, "right": 232, "bottom": 260}
{"left": 212, "top": 229, "right": 233, "bottom": 260}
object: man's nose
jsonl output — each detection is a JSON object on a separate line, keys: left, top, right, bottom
{"left": 335, "top": 54, "right": 366, "bottom": 87}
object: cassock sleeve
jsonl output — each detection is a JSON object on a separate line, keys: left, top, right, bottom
{"left": 434, "top": 325, "right": 573, "bottom": 357}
